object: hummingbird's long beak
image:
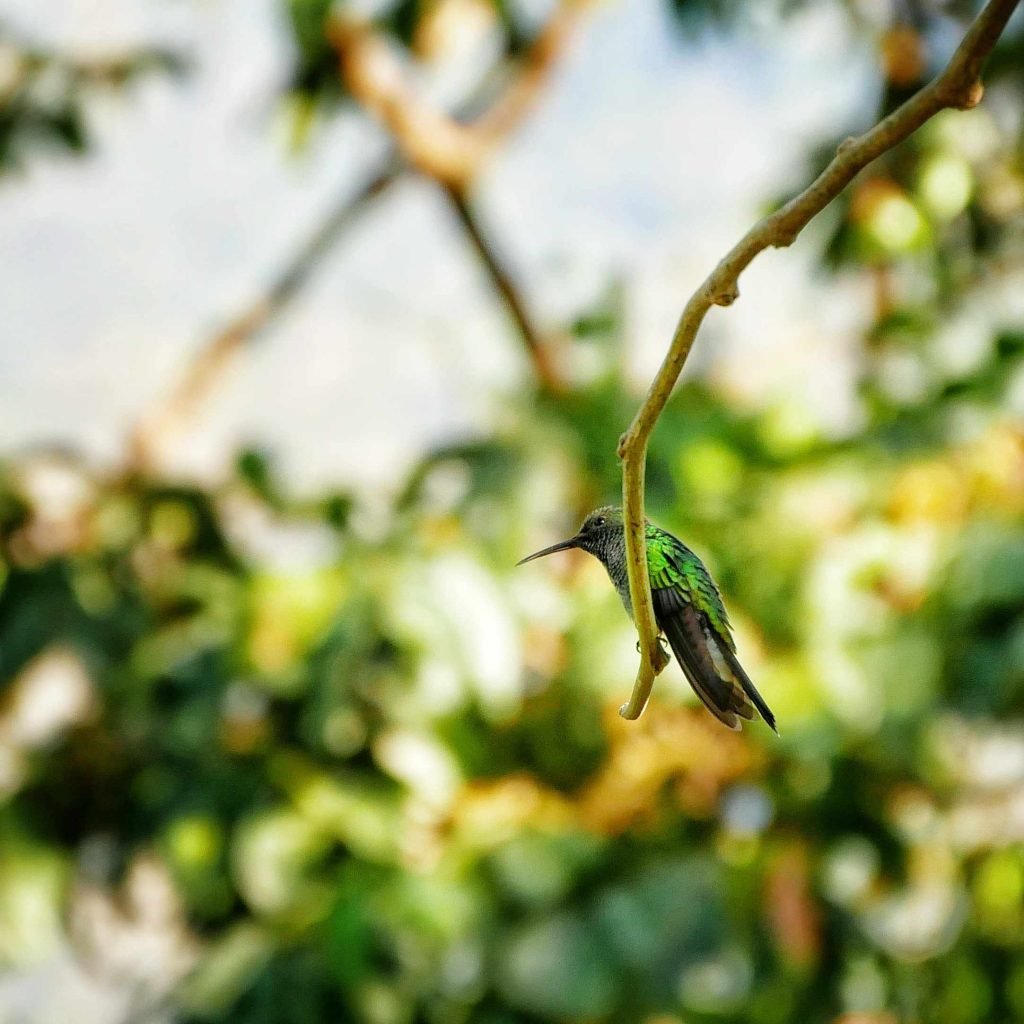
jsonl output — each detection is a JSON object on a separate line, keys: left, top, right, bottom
{"left": 516, "top": 535, "right": 581, "bottom": 566}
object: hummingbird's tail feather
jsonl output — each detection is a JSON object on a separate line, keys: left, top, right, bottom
{"left": 720, "top": 645, "right": 777, "bottom": 734}
{"left": 659, "top": 602, "right": 743, "bottom": 731}
{"left": 655, "top": 589, "right": 775, "bottom": 732}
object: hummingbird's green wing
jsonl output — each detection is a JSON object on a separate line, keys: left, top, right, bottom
{"left": 647, "top": 527, "right": 776, "bottom": 732}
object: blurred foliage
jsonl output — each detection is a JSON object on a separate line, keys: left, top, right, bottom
{"left": 0, "top": 23, "right": 184, "bottom": 173}
{"left": 1, "top": 2, "right": 1024, "bottom": 1024}
{"left": 0, "top": 307, "right": 1021, "bottom": 1022}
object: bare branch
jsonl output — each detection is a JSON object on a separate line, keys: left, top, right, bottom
{"left": 443, "top": 183, "right": 565, "bottom": 394}
{"left": 470, "top": 0, "right": 591, "bottom": 146}
{"left": 128, "top": 164, "right": 399, "bottom": 471}
{"left": 329, "top": 20, "right": 486, "bottom": 188}
{"left": 131, "top": 1, "right": 591, "bottom": 469}
{"left": 329, "top": 0, "right": 590, "bottom": 189}
{"left": 616, "top": 0, "right": 1021, "bottom": 720}
{"left": 329, "top": 1, "right": 593, "bottom": 394}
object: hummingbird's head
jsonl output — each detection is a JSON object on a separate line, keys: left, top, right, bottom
{"left": 516, "top": 505, "right": 625, "bottom": 566}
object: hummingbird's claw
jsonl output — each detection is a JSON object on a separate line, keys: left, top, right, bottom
{"left": 638, "top": 636, "right": 668, "bottom": 651}
{"left": 635, "top": 636, "right": 670, "bottom": 661}
{"left": 655, "top": 637, "right": 670, "bottom": 671}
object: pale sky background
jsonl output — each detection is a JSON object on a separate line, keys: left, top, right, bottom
{"left": 0, "top": 0, "right": 880, "bottom": 494}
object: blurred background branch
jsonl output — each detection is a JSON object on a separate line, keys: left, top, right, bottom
{"left": 617, "top": 0, "right": 1022, "bottom": 721}
{"left": 327, "top": 0, "right": 590, "bottom": 393}
{"left": 444, "top": 182, "right": 565, "bottom": 392}
{"left": 129, "top": 0, "right": 589, "bottom": 473}
{"left": 329, "top": 0, "right": 590, "bottom": 188}
{"left": 127, "top": 162, "right": 402, "bottom": 472}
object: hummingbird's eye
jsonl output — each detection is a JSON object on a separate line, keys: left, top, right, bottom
{"left": 591, "top": 516, "right": 605, "bottom": 528}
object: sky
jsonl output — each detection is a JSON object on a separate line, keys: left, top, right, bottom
{"left": 0, "top": 0, "right": 878, "bottom": 493}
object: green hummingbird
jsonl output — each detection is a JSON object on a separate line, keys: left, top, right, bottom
{"left": 518, "top": 505, "right": 776, "bottom": 732}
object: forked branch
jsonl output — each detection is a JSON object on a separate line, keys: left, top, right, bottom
{"left": 128, "top": 164, "right": 399, "bottom": 471}
{"left": 616, "top": 0, "right": 1020, "bottom": 720}
{"left": 328, "top": 0, "right": 591, "bottom": 189}
{"left": 329, "top": 0, "right": 592, "bottom": 394}
{"left": 130, "top": 2, "right": 589, "bottom": 470}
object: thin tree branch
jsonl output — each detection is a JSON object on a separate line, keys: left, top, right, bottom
{"left": 443, "top": 182, "right": 565, "bottom": 394}
{"left": 330, "top": 0, "right": 592, "bottom": 395}
{"left": 329, "top": 0, "right": 590, "bottom": 189}
{"left": 131, "top": 2, "right": 590, "bottom": 470}
{"left": 469, "top": 0, "right": 590, "bottom": 146}
{"left": 128, "top": 163, "right": 399, "bottom": 471}
{"left": 615, "top": 0, "right": 1020, "bottom": 720}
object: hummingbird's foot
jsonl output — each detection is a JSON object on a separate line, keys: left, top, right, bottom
{"left": 635, "top": 636, "right": 670, "bottom": 670}
{"left": 638, "top": 636, "right": 668, "bottom": 653}
{"left": 654, "top": 636, "right": 670, "bottom": 671}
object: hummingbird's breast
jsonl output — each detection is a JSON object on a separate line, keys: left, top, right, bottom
{"left": 591, "top": 531, "right": 633, "bottom": 618}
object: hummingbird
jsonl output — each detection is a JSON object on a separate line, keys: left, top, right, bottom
{"left": 517, "top": 505, "right": 776, "bottom": 732}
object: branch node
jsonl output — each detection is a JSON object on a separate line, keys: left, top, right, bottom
{"left": 713, "top": 283, "right": 740, "bottom": 307}
{"left": 653, "top": 643, "right": 670, "bottom": 673}
{"left": 772, "top": 228, "right": 799, "bottom": 249}
{"left": 957, "top": 80, "right": 985, "bottom": 109}
{"left": 837, "top": 135, "right": 859, "bottom": 155}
